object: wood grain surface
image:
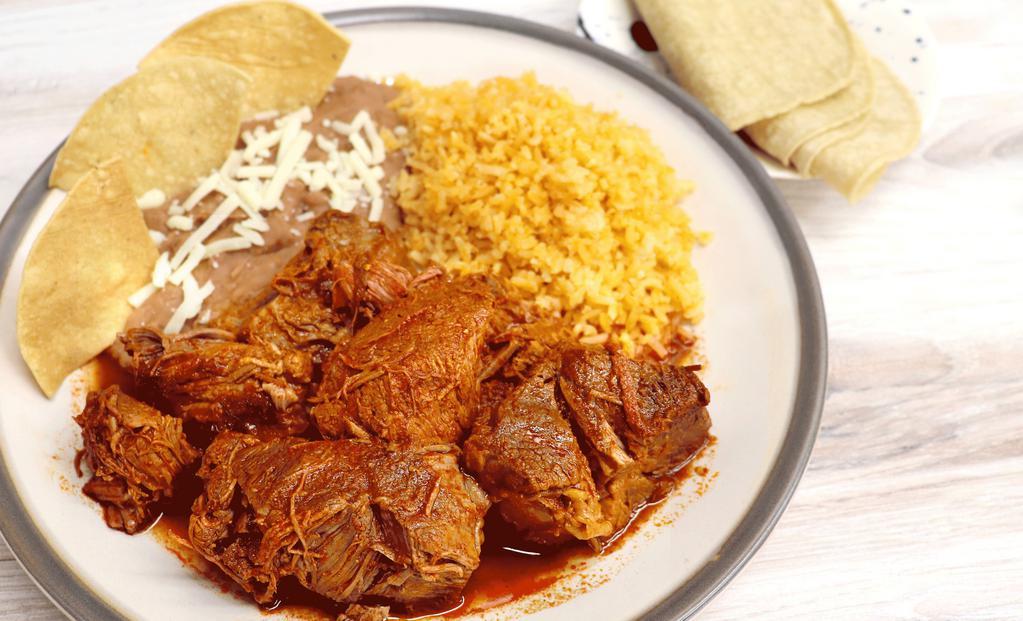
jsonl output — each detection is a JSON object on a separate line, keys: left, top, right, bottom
{"left": 1, "top": 1, "right": 1021, "bottom": 619}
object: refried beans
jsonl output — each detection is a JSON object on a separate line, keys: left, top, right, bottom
{"left": 125, "top": 77, "right": 405, "bottom": 334}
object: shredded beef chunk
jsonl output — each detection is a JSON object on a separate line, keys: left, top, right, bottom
{"left": 559, "top": 346, "right": 711, "bottom": 476}
{"left": 121, "top": 327, "right": 313, "bottom": 433}
{"left": 312, "top": 275, "right": 498, "bottom": 444}
{"left": 75, "top": 386, "right": 198, "bottom": 534}
{"left": 266, "top": 211, "right": 413, "bottom": 319}
{"left": 482, "top": 303, "right": 574, "bottom": 384}
{"left": 559, "top": 345, "right": 711, "bottom": 534}
{"left": 242, "top": 292, "right": 343, "bottom": 364}
{"left": 190, "top": 432, "right": 488, "bottom": 608}
{"left": 464, "top": 362, "right": 611, "bottom": 546}
{"left": 218, "top": 211, "right": 416, "bottom": 363}
{"left": 467, "top": 344, "right": 711, "bottom": 545}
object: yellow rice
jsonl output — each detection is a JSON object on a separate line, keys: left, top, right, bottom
{"left": 392, "top": 73, "right": 703, "bottom": 354}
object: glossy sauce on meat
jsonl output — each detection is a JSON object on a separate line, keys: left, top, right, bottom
{"left": 91, "top": 351, "right": 696, "bottom": 618}
{"left": 92, "top": 350, "right": 700, "bottom": 619}
{"left": 81, "top": 187, "right": 715, "bottom": 618}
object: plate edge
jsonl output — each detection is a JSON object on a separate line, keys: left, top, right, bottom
{"left": 0, "top": 7, "right": 828, "bottom": 621}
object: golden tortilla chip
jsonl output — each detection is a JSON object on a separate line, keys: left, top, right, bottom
{"left": 50, "top": 56, "right": 249, "bottom": 197}
{"left": 635, "top": 0, "right": 856, "bottom": 130}
{"left": 139, "top": 0, "right": 351, "bottom": 117}
{"left": 18, "top": 159, "right": 157, "bottom": 397}
{"left": 746, "top": 41, "right": 875, "bottom": 166}
{"left": 807, "top": 59, "right": 921, "bottom": 201}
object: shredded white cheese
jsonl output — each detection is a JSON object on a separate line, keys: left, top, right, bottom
{"left": 331, "top": 120, "right": 355, "bottom": 135}
{"left": 134, "top": 107, "right": 393, "bottom": 332}
{"left": 151, "top": 252, "right": 172, "bottom": 288}
{"left": 205, "top": 237, "right": 252, "bottom": 257}
{"left": 236, "top": 165, "right": 277, "bottom": 179}
{"left": 315, "top": 134, "right": 338, "bottom": 153}
{"left": 348, "top": 132, "right": 373, "bottom": 165}
{"left": 262, "top": 130, "right": 313, "bottom": 209}
{"left": 166, "top": 215, "right": 194, "bottom": 231}
{"left": 181, "top": 173, "right": 220, "bottom": 213}
{"left": 219, "top": 150, "right": 244, "bottom": 178}
{"left": 170, "top": 195, "right": 241, "bottom": 270}
{"left": 233, "top": 180, "right": 265, "bottom": 216}
{"left": 368, "top": 197, "right": 384, "bottom": 223}
{"left": 128, "top": 283, "right": 158, "bottom": 308}
{"left": 239, "top": 216, "right": 270, "bottom": 233}
{"left": 363, "top": 121, "right": 386, "bottom": 164}
{"left": 164, "top": 276, "right": 214, "bottom": 334}
{"left": 351, "top": 110, "right": 371, "bottom": 130}
{"left": 232, "top": 223, "right": 265, "bottom": 246}
{"left": 168, "top": 242, "right": 206, "bottom": 286}
{"left": 348, "top": 150, "right": 382, "bottom": 198}
{"left": 136, "top": 189, "right": 166, "bottom": 209}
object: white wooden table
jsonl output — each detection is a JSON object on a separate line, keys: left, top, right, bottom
{"left": 1, "top": 1, "right": 1021, "bottom": 619}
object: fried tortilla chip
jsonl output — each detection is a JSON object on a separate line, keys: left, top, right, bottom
{"left": 50, "top": 56, "right": 249, "bottom": 197}
{"left": 139, "top": 0, "right": 351, "bottom": 117}
{"left": 805, "top": 59, "right": 921, "bottom": 201}
{"left": 745, "top": 40, "right": 875, "bottom": 166}
{"left": 635, "top": 0, "right": 856, "bottom": 130}
{"left": 19, "top": 159, "right": 158, "bottom": 397}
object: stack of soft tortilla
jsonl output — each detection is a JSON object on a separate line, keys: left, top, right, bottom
{"left": 635, "top": 0, "right": 920, "bottom": 201}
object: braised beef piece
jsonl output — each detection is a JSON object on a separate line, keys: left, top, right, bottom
{"left": 74, "top": 386, "right": 198, "bottom": 534}
{"left": 280, "top": 211, "right": 413, "bottom": 320}
{"left": 218, "top": 212, "right": 417, "bottom": 363}
{"left": 312, "top": 275, "right": 498, "bottom": 444}
{"left": 464, "top": 362, "right": 611, "bottom": 546}
{"left": 559, "top": 346, "right": 711, "bottom": 477}
{"left": 121, "top": 327, "right": 313, "bottom": 434}
{"left": 242, "top": 293, "right": 344, "bottom": 366}
{"left": 481, "top": 304, "right": 575, "bottom": 384}
{"left": 473, "top": 300, "right": 574, "bottom": 431}
{"left": 189, "top": 432, "right": 489, "bottom": 608}
{"left": 464, "top": 344, "right": 711, "bottom": 545}
{"left": 559, "top": 346, "right": 711, "bottom": 534}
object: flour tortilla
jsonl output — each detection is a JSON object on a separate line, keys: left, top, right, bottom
{"left": 140, "top": 0, "right": 350, "bottom": 117}
{"left": 50, "top": 56, "right": 249, "bottom": 197}
{"left": 635, "top": 0, "right": 856, "bottom": 130}
{"left": 19, "top": 159, "right": 158, "bottom": 397}
{"left": 745, "top": 40, "right": 875, "bottom": 166}
{"left": 806, "top": 59, "right": 921, "bottom": 201}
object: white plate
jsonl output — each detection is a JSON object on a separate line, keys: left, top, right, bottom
{"left": 0, "top": 9, "right": 826, "bottom": 621}
{"left": 578, "top": 0, "right": 940, "bottom": 179}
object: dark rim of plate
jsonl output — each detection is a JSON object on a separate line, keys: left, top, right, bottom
{"left": 0, "top": 7, "right": 827, "bottom": 621}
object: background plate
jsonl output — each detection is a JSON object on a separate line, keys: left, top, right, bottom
{"left": 578, "top": 0, "right": 940, "bottom": 180}
{"left": 0, "top": 8, "right": 826, "bottom": 621}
